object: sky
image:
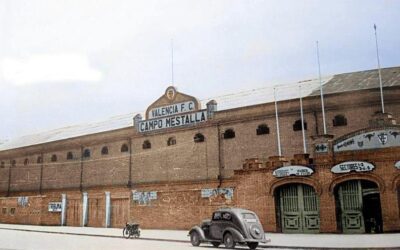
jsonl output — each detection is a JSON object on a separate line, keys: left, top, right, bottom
{"left": 0, "top": 0, "right": 399, "bottom": 141}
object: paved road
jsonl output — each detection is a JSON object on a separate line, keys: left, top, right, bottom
{"left": 0, "top": 229, "right": 283, "bottom": 250}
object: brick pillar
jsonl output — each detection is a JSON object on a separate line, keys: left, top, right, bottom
{"left": 290, "top": 153, "right": 311, "bottom": 165}
{"left": 319, "top": 192, "right": 338, "bottom": 233}
{"left": 380, "top": 190, "right": 400, "bottom": 232}
{"left": 266, "top": 155, "right": 288, "bottom": 169}
{"left": 264, "top": 193, "right": 278, "bottom": 232}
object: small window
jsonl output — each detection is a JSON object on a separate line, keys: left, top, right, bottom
{"left": 0, "top": 161, "right": 4, "bottom": 168}
{"left": 2, "top": 208, "right": 7, "bottom": 215}
{"left": 212, "top": 212, "right": 222, "bottom": 221}
{"left": 167, "top": 137, "right": 176, "bottom": 146}
{"left": 194, "top": 133, "right": 205, "bottom": 143}
{"left": 293, "top": 120, "right": 307, "bottom": 131}
{"left": 142, "top": 140, "right": 151, "bottom": 149}
{"left": 10, "top": 208, "right": 15, "bottom": 215}
{"left": 256, "top": 124, "right": 270, "bottom": 135}
{"left": 24, "top": 159, "right": 29, "bottom": 165}
{"left": 37, "top": 156, "right": 43, "bottom": 164}
{"left": 121, "top": 144, "right": 129, "bottom": 153}
{"left": 101, "top": 146, "right": 109, "bottom": 155}
{"left": 333, "top": 114, "right": 347, "bottom": 127}
{"left": 51, "top": 154, "right": 57, "bottom": 162}
{"left": 223, "top": 129, "right": 235, "bottom": 139}
{"left": 11, "top": 160, "right": 16, "bottom": 167}
{"left": 67, "top": 152, "right": 73, "bottom": 160}
{"left": 83, "top": 149, "right": 91, "bottom": 158}
{"left": 222, "top": 212, "right": 232, "bottom": 221}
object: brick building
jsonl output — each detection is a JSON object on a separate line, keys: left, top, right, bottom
{"left": 0, "top": 66, "right": 400, "bottom": 233}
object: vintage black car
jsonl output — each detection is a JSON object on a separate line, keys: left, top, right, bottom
{"left": 188, "top": 207, "right": 268, "bottom": 249}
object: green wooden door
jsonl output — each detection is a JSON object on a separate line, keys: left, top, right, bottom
{"left": 279, "top": 184, "right": 320, "bottom": 233}
{"left": 338, "top": 181, "right": 365, "bottom": 233}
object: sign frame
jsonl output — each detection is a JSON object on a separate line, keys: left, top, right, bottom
{"left": 272, "top": 165, "right": 314, "bottom": 178}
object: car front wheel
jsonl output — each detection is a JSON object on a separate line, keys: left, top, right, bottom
{"left": 190, "top": 231, "right": 201, "bottom": 246}
{"left": 223, "top": 232, "right": 236, "bottom": 249}
{"left": 247, "top": 242, "right": 258, "bottom": 249}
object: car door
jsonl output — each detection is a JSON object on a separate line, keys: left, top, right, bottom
{"left": 209, "top": 212, "right": 223, "bottom": 240}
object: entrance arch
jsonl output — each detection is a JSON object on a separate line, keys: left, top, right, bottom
{"left": 275, "top": 183, "right": 320, "bottom": 233}
{"left": 334, "top": 180, "right": 383, "bottom": 234}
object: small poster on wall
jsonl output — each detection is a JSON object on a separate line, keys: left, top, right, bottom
{"left": 48, "top": 202, "right": 62, "bottom": 212}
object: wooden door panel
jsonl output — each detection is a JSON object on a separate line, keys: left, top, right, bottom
{"left": 66, "top": 199, "right": 81, "bottom": 226}
{"left": 111, "top": 198, "right": 129, "bottom": 228}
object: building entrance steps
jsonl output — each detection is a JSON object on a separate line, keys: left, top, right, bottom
{"left": 1, "top": 223, "right": 400, "bottom": 249}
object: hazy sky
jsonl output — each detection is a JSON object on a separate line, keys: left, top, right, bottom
{"left": 0, "top": 0, "right": 399, "bottom": 140}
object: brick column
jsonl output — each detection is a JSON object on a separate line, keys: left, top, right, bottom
{"left": 319, "top": 192, "right": 338, "bottom": 233}
{"left": 380, "top": 190, "right": 400, "bottom": 232}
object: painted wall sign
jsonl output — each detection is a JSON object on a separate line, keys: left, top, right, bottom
{"left": 331, "top": 161, "right": 375, "bottom": 174}
{"left": 17, "top": 197, "right": 29, "bottom": 207}
{"left": 138, "top": 110, "right": 207, "bottom": 133}
{"left": 132, "top": 191, "right": 157, "bottom": 205}
{"left": 395, "top": 161, "right": 400, "bottom": 170}
{"left": 48, "top": 202, "right": 62, "bottom": 212}
{"left": 315, "top": 143, "right": 328, "bottom": 153}
{"left": 148, "top": 101, "right": 196, "bottom": 119}
{"left": 201, "top": 188, "right": 234, "bottom": 200}
{"left": 333, "top": 129, "right": 400, "bottom": 152}
{"left": 273, "top": 166, "right": 314, "bottom": 178}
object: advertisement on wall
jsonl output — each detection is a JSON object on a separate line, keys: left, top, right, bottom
{"left": 48, "top": 202, "right": 62, "bottom": 212}
{"left": 331, "top": 161, "right": 375, "bottom": 174}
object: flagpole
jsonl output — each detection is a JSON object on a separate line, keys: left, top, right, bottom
{"left": 171, "top": 39, "right": 174, "bottom": 86}
{"left": 316, "top": 41, "right": 327, "bottom": 135}
{"left": 299, "top": 84, "right": 307, "bottom": 154}
{"left": 374, "top": 24, "right": 385, "bottom": 113}
{"left": 274, "top": 87, "right": 282, "bottom": 156}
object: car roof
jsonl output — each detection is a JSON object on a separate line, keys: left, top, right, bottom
{"left": 216, "top": 207, "right": 255, "bottom": 215}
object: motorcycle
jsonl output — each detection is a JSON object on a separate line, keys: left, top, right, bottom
{"left": 123, "top": 222, "right": 141, "bottom": 239}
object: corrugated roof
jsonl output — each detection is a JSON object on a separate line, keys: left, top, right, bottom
{"left": 1, "top": 66, "right": 399, "bottom": 151}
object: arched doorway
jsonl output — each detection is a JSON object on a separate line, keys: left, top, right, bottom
{"left": 335, "top": 180, "right": 382, "bottom": 233}
{"left": 275, "top": 183, "right": 320, "bottom": 233}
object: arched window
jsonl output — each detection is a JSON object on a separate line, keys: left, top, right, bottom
{"left": 37, "top": 156, "right": 43, "bottom": 164}
{"left": 293, "top": 120, "right": 307, "bottom": 131}
{"left": 67, "top": 152, "right": 73, "bottom": 160}
{"left": 143, "top": 140, "right": 151, "bottom": 149}
{"left": 121, "top": 144, "right": 129, "bottom": 153}
{"left": 24, "top": 158, "right": 29, "bottom": 165}
{"left": 51, "top": 154, "right": 57, "bottom": 162}
{"left": 333, "top": 114, "right": 347, "bottom": 127}
{"left": 83, "top": 149, "right": 91, "bottom": 158}
{"left": 194, "top": 133, "right": 205, "bottom": 143}
{"left": 11, "top": 160, "right": 16, "bottom": 167}
{"left": 256, "top": 124, "right": 270, "bottom": 135}
{"left": 101, "top": 146, "right": 109, "bottom": 155}
{"left": 223, "top": 129, "right": 235, "bottom": 139}
{"left": 167, "top": 137, "right": 176, "bottom": 146}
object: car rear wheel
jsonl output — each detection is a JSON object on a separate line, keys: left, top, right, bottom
{"left": 247, "top": 242, "right": 258, "bottom": 249}
{"left": 190, "top": 231, "right": 201, "bottom": 246}
{"left": 223, "top": 232, "right": 236, "bottom": 249}
{"left": 211, "top": 241, "right": 221, "bottom": 247}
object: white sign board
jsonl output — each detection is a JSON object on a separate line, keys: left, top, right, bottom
{"left": 48, "top": 202, "right": 62, "bottom": 212}
{"left": 333, "top": 129, "right": 400, "bottom": 152}
{"left": 201, "top": 188, "right": 234, "bottom": 199}
{"left": 138, "top": 110, "right": 207, "bottom": 133}
{"left": 132, "top": 191, "right": 157, "bottom": 205}
{"left": 148, "top": 101, "right": 196, "bottom": 119}
{"left": 273, "top": 166, "right": 314, "bottom": 178}
{"left": 395, "top": 161, "right": 400, "bottom": 170}
{"left": 331, "top": 161, "right": 374, "bottom": 174}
